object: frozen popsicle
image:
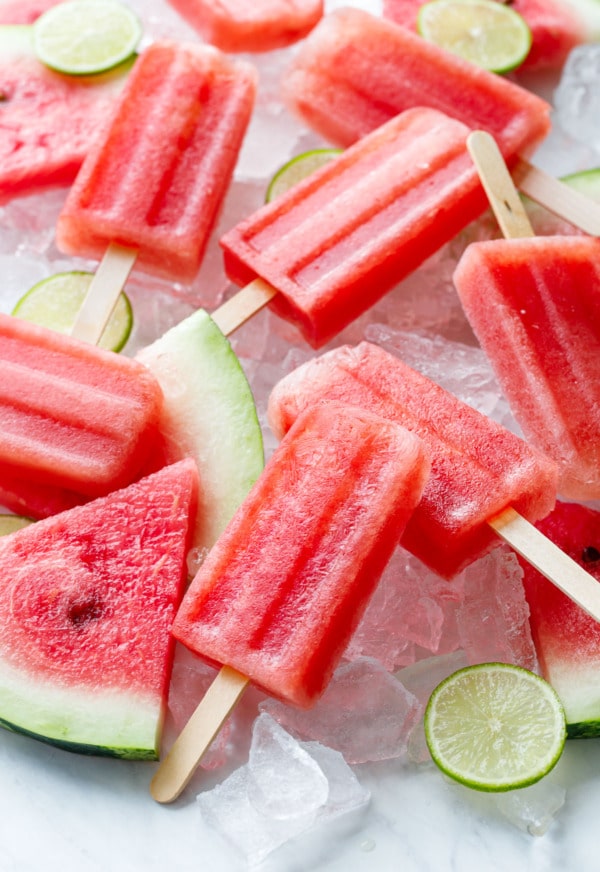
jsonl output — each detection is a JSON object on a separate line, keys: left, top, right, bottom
{"left": 150, "top": 401, "right": 430, "bottom": 801}
{"left": 165, "top": 0, "right": 323, "bottom": 52}
{"left": 280, "top": 7, "right": 600, "bottom": 236}
{"left": 55, "top": 39, "right": 256, "bottom": 344}
{"left": 217, "top": 107, "right": 487, "bottom": 348}
{"left": 267, "top": 341, "right": 600, "bottom": 625}
{"left": 0, "top": 312, "right": 164, "bottom": 516}
{"left": 453, "top": 130, "right": 600, "bottom": 501}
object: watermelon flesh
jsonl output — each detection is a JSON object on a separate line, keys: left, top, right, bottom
{"left": 383, "top": 0, "right": 586, "bottom": 71}
{"left": 0, "top": 458, "right": 198, "bottom": 758}
{"left": 0, "top": 25, "right": 131, "bottom": 202}
{"left": 521, "top": 501, "right": 600, "bottom": 738}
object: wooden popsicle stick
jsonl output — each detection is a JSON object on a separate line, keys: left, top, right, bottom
{"left": 468, "top": 130, "right": 600, "bottom": 624}
{"left": 514, "top": 158, "right": 600, "bottom": 237}
{"left": 210, "top": 278, "right": 277, "bottom": 336}
{"left": 69, "top": 242, "right": 138, "bottom": 345}
{"left": 468, "top": 132, "right": 535, "bottom": 239}
{"left": 489, "top": 508, "right": 600, "bottom": 621}
{"left": 150, "top": 666, "right": 249, "bottom": 804}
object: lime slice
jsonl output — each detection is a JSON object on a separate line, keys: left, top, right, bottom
{"left": 0, "top": 515, "right": 33, "bottom": 536}
{"left": 12, "top": 271, "right": 133, "bottom": 352}
{"left": 424, "top": 663, "right": 566, "bottom": 792}
{"left": 417, "top": 0, "right": 532, "bottom": 73}
{"left": 33, "top": 0, "right": 142, "bottom": 76}
{"left": 266, "top": 148, "right": 343, "bottom": 202}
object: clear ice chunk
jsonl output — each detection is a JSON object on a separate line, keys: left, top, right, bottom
{"left": 554, "top": 45, "right": 600, "bottom": 150}
{"left": 493, "top": 779, "right": 567, "bottom": 836}
{"left": 247, "top": 714, "right": 329, "bottom": 820}
{"left": 260, "top": 657, "right": 420, "bottom": 764}
{"left": 196, "top": 714, "right": 369, "bottom": 866}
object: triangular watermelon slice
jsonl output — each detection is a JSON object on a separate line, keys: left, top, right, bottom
{"left": 520, "top": 500, "right": 600, "bottom": 738}
{"left": 0, "top": 458, "right": 198, "bottom": 758}
{"left": 0, "top": 24, "right": 132, "bottom": 202}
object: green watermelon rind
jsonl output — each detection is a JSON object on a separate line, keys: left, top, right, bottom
{"left": 0, "top": 661, "right": 161, "bottom": 759}
{"left": 137, "top": 308, "right": 264, "bottom": 553}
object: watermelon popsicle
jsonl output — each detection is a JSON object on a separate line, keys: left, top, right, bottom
{"left": 54, "top": 39, "right": 256, "bottom": 344}
{"left": 0, "top": 312, "right": 164, "bottom": 518}
{"left": 280, "top": 7, "right": 600, "bottom": 236}
{"left": 453, "top": 131, "right": 600, "bottom": 501}
{"left": 150, "top": 402, "right": 430, "bottom": 802}
{"left": 214, "top": 106, "right": 490, "bottom": 348}
{"left": 165, "top": 0, "right": 323, "bottom": 52}
{"left": 267, "top": 341, "right": 600, "bottom": 623}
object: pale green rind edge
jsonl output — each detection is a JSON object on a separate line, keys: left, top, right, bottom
{"left": 137, "top": 309, "right": 264, "bottom": 554}
{"left": 0, "top": 660, "right": 161, "bottom": 759}
{"left": 543, "top": 659, "right": 600, "bottom": 737}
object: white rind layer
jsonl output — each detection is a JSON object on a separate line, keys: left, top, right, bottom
{"left": 138, "top": 309, "right": 264, "bottom": 554}
{"left": 0, "top": 658, "right": 161, "bottom": 758}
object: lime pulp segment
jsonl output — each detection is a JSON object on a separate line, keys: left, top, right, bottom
{"left": 417, "top": 0, "right": 532, "bottom": 73}
{"left": 32, "top": 0, "right": 142, "bottom": 76}
{"left": 12, "top": 271, "right": 133, "bottom": 352}
{"left": 424, "top": 662, "right": 567, "bottom": 792}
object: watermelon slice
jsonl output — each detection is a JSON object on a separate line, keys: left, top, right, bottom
{"left": 520, "top": 500, "right": 600, "bottom": 738}
{"left": 0, "top": 458, "right": 198, "bottom": 759}
{"left": 0, "top": 24, "right": 132, "bottom": 202}
{"left": 383, "top": 0, "right": 585, "bottom": 71}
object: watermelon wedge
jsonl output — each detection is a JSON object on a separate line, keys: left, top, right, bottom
{"left": 0, "top": 24, "right": 132, "bottom": 202}
{"left": 0, "top": 458, "right": 198, "bottom": 759}
{"left": 520, "top": 501, "right": 600, "bottom": 738}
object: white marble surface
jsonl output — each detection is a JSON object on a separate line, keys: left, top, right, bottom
{"left": 1, "top": 0, "right": 600, "bottom": 869}
{"left": 0, "top": 725, "right": 598, "bottom": 872}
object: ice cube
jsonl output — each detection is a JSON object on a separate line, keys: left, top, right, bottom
{"left": 493, "top": 779, "right": 567, "bottom": 836}
{"left": 554, "top": 45, "right": 600, "bottom": 151}
{"left": 247, "top": 714, "right": 329, "bottom": 820}
{"left": 347, "top": 547, "right": 464, "bottom": 670}
{"left": 396, "top": 650, "right": 470, "bottom": 764}
{"left": 458, "top": 550, "right": 538, "bottom": 671}
{"left": 196, "top": 715, "right": 369, "bottom": 866}
{"left": 260, "top": 657, "right": 420, "bottom": 764}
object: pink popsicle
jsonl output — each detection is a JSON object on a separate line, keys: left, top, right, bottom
{"left": 278, "top": 7, "right": 600, "bottom": 235}
{"left": 0, "top": 312, "right": 164, "bottom": 512}
{"left": 219, "top": 107, "right": 487, "bottom": 348}
{"left": 454, "top": 234, "right": 600, "bottom": 502}
{"left": 281, "top": 7, "right": 550, "bottom": 152}
{"left": 56, "top": 40, "right": 256, "bottom": 284}
{"left": 165, "top": 0, "right": 323, "bottom": 52}
{"left": 267, "top": 341, "right": 558, "bottom": 579}
{"left": 151, "top": 401, "right": 429, "bottom": 802}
